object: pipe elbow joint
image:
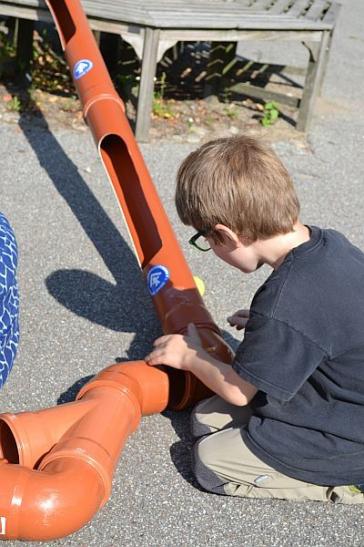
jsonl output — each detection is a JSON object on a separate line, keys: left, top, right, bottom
{"left": 85, "top": 360, "right": 170, "bottom": 416}
{"left": 0, "top": 459, "right": 104, "bottom": 540}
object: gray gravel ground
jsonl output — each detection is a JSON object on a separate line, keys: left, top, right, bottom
{"left": 1, "top": 0, "right": 364, "bottom": 545}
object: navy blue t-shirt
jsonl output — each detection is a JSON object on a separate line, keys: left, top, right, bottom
{"left": 232, "top": 226, "right": 364, "bottom": 486}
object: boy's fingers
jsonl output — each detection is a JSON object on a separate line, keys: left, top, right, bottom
{"left": 227, "top": 316, "right": 244, "bottom": 323}
{"left": 146, "top": 359, "right": 159, "bottom": 366}
{"left": 227, "top": 309, "right": 250, "bottom": 327}
{"left": 153, "top": 335, "right": 171, "bottom": 347}
{"left": 146, "top": 348, "right": 162, "bottom": 359}
{"left": 237, "top": 309, "right": 250, "bottom": 317}
{"left": 229, "top": 310, "right": 249, "bottom": 320}
{"left": 146, "top": 352, "right": 164, "bottom": 365}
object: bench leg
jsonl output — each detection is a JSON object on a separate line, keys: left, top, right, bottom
{"left": 317, "top": 30, "right": 334, "bottom": 97}
{"left": 135, "top": 27, "right": 160, "bottom": 142}
{"left": 297, "top": 31, "right": 330, "bottom": 133}
{"left": 15, "top": 18, "right": 34, "bottom": 84}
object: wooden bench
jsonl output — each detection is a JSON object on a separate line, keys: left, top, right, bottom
{"left": 0, "top": 0, "right": 341, "bottom": 141}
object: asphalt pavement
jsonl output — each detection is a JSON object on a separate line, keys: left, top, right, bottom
{"left": 1, "top": 0, "right": 364, "bottom": 545}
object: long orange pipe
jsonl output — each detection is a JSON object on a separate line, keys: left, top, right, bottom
{"left": 0, "top": 0, "right": 234, "bottom": 540}
{"left": 45, "top": 0, "right": 233, "bottom": 410}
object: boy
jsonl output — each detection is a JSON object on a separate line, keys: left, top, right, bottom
{"left": 145, "top": 135, "right": 364, "bottom": 504}
{"left": 0, "top": 212, "right": 19, "bottom": 389}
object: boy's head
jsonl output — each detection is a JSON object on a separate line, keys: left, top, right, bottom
{"left": 175, "top": 135, "right": 300, "bottom": 245}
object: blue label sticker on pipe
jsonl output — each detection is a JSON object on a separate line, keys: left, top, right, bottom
{"left": 73, "top": 59, "right": 93, "bottom": 80}
{"left": 147, "top": 265, "right": 170, "bottom": 296}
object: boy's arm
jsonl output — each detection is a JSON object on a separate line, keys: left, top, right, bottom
{"left": 188, "top": 350, "right": 257, "bottom": 406}
{"left": 145, "top": 324, "right": 257, "bottom": 406}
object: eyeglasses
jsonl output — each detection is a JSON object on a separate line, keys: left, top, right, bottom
{"left": 189, "top": 230, "right": 211, "bottom": 252}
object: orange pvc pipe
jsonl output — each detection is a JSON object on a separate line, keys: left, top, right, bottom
{"left": 46, "top": 0, "right": 234, "bottom": 410}
{"left": 0, "top": 362, "right": 169, "bottom": 540}
{"left": 0, "top": 1, "right": 235, "bottom": 540}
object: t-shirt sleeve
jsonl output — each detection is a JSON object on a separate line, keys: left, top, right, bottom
{"left": 232, "top": 312, "right": 327, "bottom": 402}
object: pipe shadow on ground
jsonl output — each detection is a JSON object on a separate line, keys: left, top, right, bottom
{"left": 56, "top": 357, "right": 133, "bottom": 404}
{"left": 57, "top": 374, "right": 94, "bottom": 404}
{"left": 6, "top": 83, "right": 161, "bottom": 361}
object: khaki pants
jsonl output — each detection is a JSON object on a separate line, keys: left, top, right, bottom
{"left": 191, "top": 395, "right": 364, "bottom": 504}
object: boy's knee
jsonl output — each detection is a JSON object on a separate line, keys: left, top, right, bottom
{"left": 190, "top": 398, "right": 215, "bottom": 438}
{"left": 190, "top": 409, "right": 216, "bottom": 438}
{"left": 192, "top": 437, "right": 227, "bottom": 495}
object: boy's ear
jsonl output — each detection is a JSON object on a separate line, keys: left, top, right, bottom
{"left": 214, "top": 224, "right": 240, "bottom": 247}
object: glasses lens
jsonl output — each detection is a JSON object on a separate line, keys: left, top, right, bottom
{"left": 196, "top": 236, "right": 211, "bottom": 251}
{"left": 189, "top": 231, "right": 211, "bottom": 251}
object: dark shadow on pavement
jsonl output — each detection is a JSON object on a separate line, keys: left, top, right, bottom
{"left": 164, "top": 408, "right": 204, "bottom": 491}
{"left": 5, "top": 83, "right": 161, "bottom": 363}
{"left": 57, "top": 374, "right": 94, "bottom": 404}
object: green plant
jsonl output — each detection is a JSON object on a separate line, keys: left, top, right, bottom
{"left": 152, "top": 97, "right": 174, "bottom": 119}
{"left": 151, "top": 72, "right": 175, "bottom": 119}
{"left": 260, "top": 101, "right": 279, "bottom": 127}
{"left": 0, "top": 33, "right": 15, "bottom": 60}
{"left": 32, "top": 30, "right": 75, "bottom": 96}
{"left": 223, "top": 105, "right": 238, "bottom": 119}
{"left": 155, "top": 71, "right": 167, "bottom": 100}
{"left": 0, "top": 32, "right": 16, "bottom": 78}
{"left": 6, "top": 96, "right": 22, "bottom": 112}
{"left": 61, "top": 97, "right": 80, "bottom": 113}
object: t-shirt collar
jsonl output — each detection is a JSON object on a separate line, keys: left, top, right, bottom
{"left": 291, "top": 225, "right": 323, "bottom": 259}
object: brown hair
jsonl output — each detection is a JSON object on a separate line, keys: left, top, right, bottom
{"left": 175, "top": 135, "right": 300, "bottom": 243}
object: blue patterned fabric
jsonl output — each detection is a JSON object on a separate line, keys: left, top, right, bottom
{"left": 0, "top": 212, "right": 19, "bottom": 388}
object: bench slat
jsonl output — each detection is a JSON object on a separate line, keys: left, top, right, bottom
{"left": 8, "top": 0, "right": 251, "bottom": 15}
{"left": 145, "top": 0, "right": 253, "bottom": 9}
{"left": 0, "top": 0, "right": 151, "bottom": 21}
{"left": 0, "top": 0, "right": 41, "bottom": 6}
{"left": 91, "top": 6, "right": 309, "bottom": 23}
{"left": 322, "top": 1, "right": 341, "bottom": 25}
{"left": 136, "top": 6, "right": 254, "bottom": 16}
{"left": 269, "top": 0, "right": 295, "bottom": 14}
{"left": 251, "top": 0, "right": 275, "bottom": 9}
{"left": 287, "top": 0, "right": 312, "bottom": 17}
{"left": 93, "top": 0, "right": 251, "bottom": 12}
{"left": 144, "top": 8, "right": 329, "bottom": 29}
{"left": 305, "top": 0, "right": 330, "bottom": 21}
{"left": 0, "top": 0, "right": 149, "bottom": 20}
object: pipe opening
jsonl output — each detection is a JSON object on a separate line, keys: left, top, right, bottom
{"left": 0, "top": 421, "right": 19, "bottom": 464}
{"left": 100, "top": 135, "right": 162, "bottom": 267}
{"left": 166, "top": 368, "right": 187, "bottom": 410}
{"left": 47, "top": 0, "right": 76, "bottom": 47}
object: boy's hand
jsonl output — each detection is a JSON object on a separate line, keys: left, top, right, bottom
{"left": 145, "top": 323, "right": 202, "bottom": 371}
{"left": 227, "top": 309, "right": 250, "bottom": 330}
